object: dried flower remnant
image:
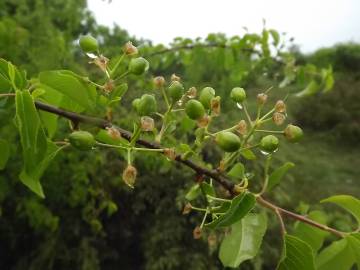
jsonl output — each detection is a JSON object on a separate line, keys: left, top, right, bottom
{"left": 122, "top": 165, "right": 137, "bottom": 188}
{"left": 140, "top": 116, "right": 155, "bottom": 131}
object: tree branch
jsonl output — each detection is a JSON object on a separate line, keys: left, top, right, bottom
{"left": 1, "top": 93, "right": 347, "bottom": 237}
{"left": 145, "top": 43, "right": 260, "bottom": 57}
{"left": 34, "top": 100, "right": 236, "bottom": 191}
{"left": 256, "top": 196, "right": 346, "bottom": 238}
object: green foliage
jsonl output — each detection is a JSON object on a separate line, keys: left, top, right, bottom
{"left": 321, "top": 195, "right": 360, "bottom": 225}
{"left": 293, "top": 43, "right": 360, "bottom": 145}
{"left": 267, "top": 162, "right": 295, "bottom": 191}
{"left": 293, "top": 211, "right": 329, "bottom": 253}
{"left": 15, "top": 90, "right": 63, "bottom": 197}
{"left": 39, "top": 70, "right": 97, "bottom": 111}
{"left": 316, "top": 233, "right": 360, "bottom": 270}
{"left": 277, "top": 234, "right": 316, "bottom": 270}
{"left": 219, "top": 212, "right": 267, "bottom": 267}
{"left": 205, "top": 192, "right": 256, "bottom": 229}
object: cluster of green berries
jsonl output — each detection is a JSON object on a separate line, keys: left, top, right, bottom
{"left": 79, "top": 35, "right": 149, "bottom": 76}
{"left": 76, "top": 35, "right": 304, "bottom": 183}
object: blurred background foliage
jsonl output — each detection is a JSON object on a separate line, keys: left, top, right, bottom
{"left": 0, "top": 0, "right": 359, "bottom": 269}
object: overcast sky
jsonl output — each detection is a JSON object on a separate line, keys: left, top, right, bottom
{"left": 88, "top": 0, "right": 360, "bottom": 52}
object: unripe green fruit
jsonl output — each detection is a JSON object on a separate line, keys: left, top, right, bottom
{"left": 168, "top": 81, "right": 184, "bottom": 101}
{"left": 216, "top": 131, "right": 241, "bottom": 152}
{"left": 129, "top": 57, "right": 149, "bottom": 75}
{"left": 199, "top": 87, "right": 215, "bottom": 109}
{"left": 260, "top": 135, "right": 279, "bottom": 153}
{"left": 79, "top": 35, "right": 98, "bottom": 53}
{"left": 284, "top": 124, "right": 303, "bottom": 143}
{"left": 69, "top": 131, "right": 96, "bottom": 151}
{"left": 185, "top": 100, "right": 205, "bottom": 120}
{"left": 230, "top": 87, "right": 246, "bottom": 103}
{"left": 138, "top": 94, "right": 157, "bottom": 116}
{"left": 132, "top": 98, "right": 141, "bottom": 112}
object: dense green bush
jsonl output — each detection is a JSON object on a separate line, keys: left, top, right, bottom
{"left": 293, "top": 43, "right": 360, "bottom": 145}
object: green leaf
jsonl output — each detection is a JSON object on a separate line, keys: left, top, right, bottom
{"left": 228, "top": 162, "right": 245, "bottom": 180}
{"left": 39, "top": 111, "right": 58, "bottom": 138}
{"left": 19, "top": 142, "right": 64, "bottom": 198}
{"left": 241, "top": 149, "right": 256, "bottom": 160}
{"left": 316, "top": 238, "right": 355, "bottom": 270}
{"left": 293, "top": 210, "right": 329, "bottom": 253}
{"left": 109, "top": 83, "right": 128, "bottom": 102}
{"left": 0, "top": 58, "right": 26, "bottom": 92}
{"left": 277, "top": 234, "right": 316, "bottom": 270}
{"left": 185, "top": 184, "right": 201, "bottom": 201}
{"left": 267, "top": 162, "right": 295, "bottom": 191}
{"left": 269, "top": 29, "right": 280, "bottom": 46}
{"left": 347, "top": 233, "right": 360, "bottom": 267}
{"left": 15, "top": 90, "right": 63, "bottom": 197}
{"left": 321, "top": 195, "right": 360, "bottom": 225}
{"left": 322, "top": 66, "right": 334, "bottom": 93}
{"left": 296, "top": 80, "right": 320, "bottom": 97}
{"left": 219, "top": 212, "right": 267, "bottom": 268}
{"left": 205, "top": 192, "right": 256, "bottom": 228}
{"left": 201, "top": 182, "right": 216, "bottom": 197}
{"left": 0, "top": 139, "right": 10, "bottom": 170}
{"left": 39, "top": 70, "right": 96, "bottom": 110}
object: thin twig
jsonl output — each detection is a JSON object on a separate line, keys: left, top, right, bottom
{"left": 145, "top": 43, "right": 259, "bottom": 57}
{"left": 256, "top": 196, "right": 346, "bottom": 238}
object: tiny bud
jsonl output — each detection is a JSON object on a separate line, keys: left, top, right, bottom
{"left": 122, "top": 165, "right": 137, "bottom": 188}
{"left": 103, "top": 80, "right": 115, "bottom": 94}
{"left": 284, "top": 124, "right": 303, "bottom": 143}
{"left": 164, "top": 148, "right": 176, "bottom": 160}
{"left": 210, "top": 96, "right": 221, "bottom": 116}
{"left": 123, "top": 41, "right": 138, "bottom": 55}
{"left": 207, "top": 233, "right": 217, "bottom": 248}
{"left": 218, "top": 160, "right": 226, "bottom": 172}
{"left": 153, "top": 76, "right": 166, "bottom": 88}
{"left": 237, "top": 120, "right": 248, "bottom": 135}
{"left": 193, "top": 226, "right": 202, "bottom": 239}
{"left": 171, "top": 73, "right": 181, "bottom": 82}
{"left": 272, "top": 112, "right": 286, "bottom": 126}
{"left": 182, "top": 203, "right": 192, "bottom": 215}
{"left": 197, "top": 114, "right": 211, "bottom": 128}
{"left": 92, "top": 55, "right": 109, "bottom": 72}
{"left": 140, "top": 116, "right": 155, "bottom": 131}
{"left": 106, "top": 107, "right": 113, "bottom": 121}
{"left": 106, "top": 126, "right": 121, "bottom": 140}
{"left": 233, "top": 184, "right": 244, "bottom": 194}
{"left": 257, "top": 93, "right": 268, "bottom": 105}
{"left": 275, "top": 100, "right": 286, "bottom": 113}
{"left": 186, "top": 87, "right": 197, "bottom": 98}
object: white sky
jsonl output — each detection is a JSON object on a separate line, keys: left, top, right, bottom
{"left": 88, "top": 0, "right": 360, "bottom": 52}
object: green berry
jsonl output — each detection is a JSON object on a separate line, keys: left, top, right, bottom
{"left": 284, "top": 124, "right": 303, "bottom": 143}
{"left": 168, "top": 81, "right": 184, "bottom": 102}
{"left": 260, "top": 135, "right": 279, "bottom": 153}
{"left": 199, "top": 87, "right": 215, "bottom": 109}
{"left": 230, "top": 87, "right": 246, "bottom": 103}
{"left": 69, "top": 131, "right": 96, "bottom": 151}
{"left": 138, "top": 94, "right": 157, "bottom": 116}
{"left": 132, "top": 98, "right": 141, "bottom": 112}
{"left": 79, "top": 35, "right": 98, "bottom": 53}
{"left": 185, "top": 100, "right": 205, "bottom": 120}
{"left": 129, "top": 57, "right": 149, "bottom": 75}
{"left": 215, "top": 131, "right": 241, "bottom": 152}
